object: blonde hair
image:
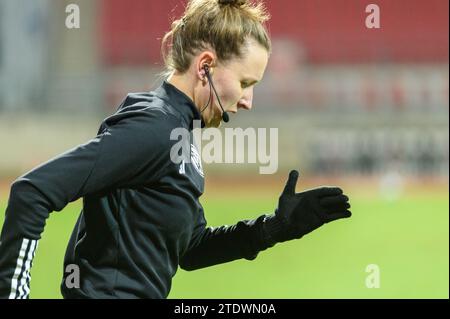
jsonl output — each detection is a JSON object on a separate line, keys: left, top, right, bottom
{"left": 161, "top": 0, "right": 271, "bottom": 74}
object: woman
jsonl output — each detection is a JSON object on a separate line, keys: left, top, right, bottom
{"left": 0, "top": 0, "right": 351, "bottom": 299}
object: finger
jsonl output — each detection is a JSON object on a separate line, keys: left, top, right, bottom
{"left": 319, "top": 195, "right": 349, "bottom": 207}
{"left": 322, "top": 210, "right": 352, "bottom": 223}
{"left": 313, "top": 187, "right": 343, "bottom": 198}
{"left": 283, "top": 170, "right": 299, "bottom": 195}
{"left": 324, "top": 202, "right": 351, "bottom": 212}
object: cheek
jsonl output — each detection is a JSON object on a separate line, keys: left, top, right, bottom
{"left": 219, "top": 81, "right": 241, "bottom": 105}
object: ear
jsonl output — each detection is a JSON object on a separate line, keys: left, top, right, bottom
{"left": 196, "top": 51, "right": 215, "bottom": 81}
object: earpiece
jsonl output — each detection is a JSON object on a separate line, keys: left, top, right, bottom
{"left": 202, "top": 64, "right": 211, "bottom": 82}
{"left": 201, "top": 64, "right": 229, "bottom": 123}
{"left": 201, "top": 64, "right": 208, "bottom": 79}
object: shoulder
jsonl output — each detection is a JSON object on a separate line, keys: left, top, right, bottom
{"left": 98, "top": 94, "right": 184, "bottom": 154}
{"left": 104, "top": 92, "right": 182, "bottom": 128}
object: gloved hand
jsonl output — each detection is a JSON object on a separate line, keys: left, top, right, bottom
{"left": 262, "top": 170, "right": 351, "bottom": 246}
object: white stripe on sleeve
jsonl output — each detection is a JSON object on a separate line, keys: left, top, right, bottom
{"left": 8, "top": 239, "right": 39, "bottom": 299}
{"left": 21, "top": 240, "right": 38, "bottom": 299}
{"left": 18, "top": 239, "right": 38, "bottom": 299}
{"left": 8, "top": 238, "right": 29, "bottom": 299}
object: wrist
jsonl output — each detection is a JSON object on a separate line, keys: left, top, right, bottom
{"left": 261, "top": 213, "right": 287, "bottom": 246}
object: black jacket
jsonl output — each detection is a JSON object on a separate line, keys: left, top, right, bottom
{"left": 0, "top": 81, "right": 272, "bottom": 299}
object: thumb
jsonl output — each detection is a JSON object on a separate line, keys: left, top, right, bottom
{"left": 283, "top": 170, "right": 299, "bottom": 195}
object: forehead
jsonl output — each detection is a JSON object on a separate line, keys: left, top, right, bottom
{"left": 224, "top": 40, "right": 269, "bottom": 80}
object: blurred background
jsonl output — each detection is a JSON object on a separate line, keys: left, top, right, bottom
{"left": 0, "top": 0, "right": 448, "bottom": 298}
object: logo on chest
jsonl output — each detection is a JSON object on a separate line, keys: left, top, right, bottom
{"left": 190, "top": 143, "right": 204, "bottom": 177}
{"left": 179, "top": 144, "right": 204, "bottom": 177}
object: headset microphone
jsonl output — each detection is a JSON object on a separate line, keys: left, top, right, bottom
{"left": 202, "top": 64, "right": 229, "bottom": 123}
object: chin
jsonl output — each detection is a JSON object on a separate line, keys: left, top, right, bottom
{"left": 204, "top": 117, "right": 222, "bottom": 128}
{"left": 213, "top": 119, "right": 223, "bottom": 128}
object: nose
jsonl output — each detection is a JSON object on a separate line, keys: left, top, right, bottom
{"left": 237, "top": 89, "right": 253, "bottom": 110}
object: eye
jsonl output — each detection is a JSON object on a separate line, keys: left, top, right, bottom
{"left": 240, "top": 81, "right": 251, "bottom": 89}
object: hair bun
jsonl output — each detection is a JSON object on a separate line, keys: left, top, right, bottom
{"left": 218, "top": 0, "right": 246, "bottom": 6}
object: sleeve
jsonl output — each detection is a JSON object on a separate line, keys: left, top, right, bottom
{"left": 179, "top": 205, "right": 274, "bottom": 271}
{"left": 0, "top": 111, "right": 176, "bottom": 298}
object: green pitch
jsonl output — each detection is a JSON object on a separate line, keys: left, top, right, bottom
{"left": 0, "top": 186, "right": 448, "bottom": 299}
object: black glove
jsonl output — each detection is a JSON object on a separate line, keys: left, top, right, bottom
{"left": 262, "top": 170, "right": 351, "bottom": 246}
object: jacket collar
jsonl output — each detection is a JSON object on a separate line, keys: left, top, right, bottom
{"left": 155, "top": 81, "right": 204, "bottom": 129}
